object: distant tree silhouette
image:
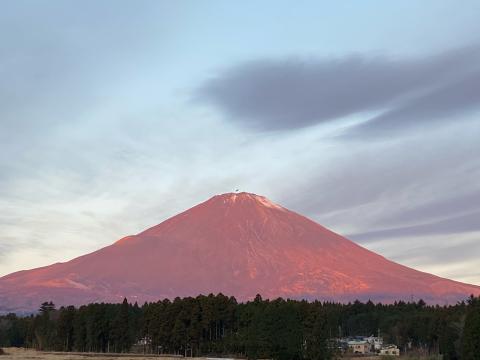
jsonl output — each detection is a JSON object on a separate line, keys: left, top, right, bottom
{"left": 463, "top": 295, "right": 480, "bottom": 360}
{"left": 112, "top": 298, "right": 132, "bottom": 352}
{"left": 33, "top": 302, "right": 57, "bottom": 350}
{"left": 1, "top": 294, "right": 480, "bottom": 359}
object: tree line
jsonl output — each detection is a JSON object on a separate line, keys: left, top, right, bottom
{"left": 1, "top": 294, "right": 479, "bottom": 360}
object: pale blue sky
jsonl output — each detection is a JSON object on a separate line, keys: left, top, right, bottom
{"left": 1, "top": 1, "right": 480, "bottom": 285}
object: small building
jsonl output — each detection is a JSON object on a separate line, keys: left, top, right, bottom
{"left": 365, "top": 335, "right": 383, "bottom": 351}
{"left": 380, "top": 345, "right": 400, "bottom": 356}
{"left": 135, "top": 336, "right": 152, "bottom": 346}
{"left": 131, "top": 336, "right": 152, "bottom": 354}
{"left": 348, "top": 340, "right": 370, "bottom": 354}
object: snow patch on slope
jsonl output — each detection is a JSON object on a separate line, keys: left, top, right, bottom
{"left": 220, "top": 192, "right": 286, "bottom": 211}
{"left": 256, "top": 196, "right": 285, "bottom": 211}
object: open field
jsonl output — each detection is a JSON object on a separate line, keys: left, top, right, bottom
{"left": 0, "top": 348, "right": 191, "bottom": 360}
{"left": 0, "top": 348, "right": 443, "bottom": 360}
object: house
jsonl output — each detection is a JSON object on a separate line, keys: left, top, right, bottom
{"left": 365, "top": 335, "right": 383, "bottom": 350}
{"left": 380, "top": 345, "right": 400, "bottom": 356}
{"left": 347, "top": 340, "right": 370, "bottom": 354}
{"left": 131, "top": 336, "right": 152, "bottom": 354}
{"left": 335, "top": 334, "right": 398, "bottom": 356}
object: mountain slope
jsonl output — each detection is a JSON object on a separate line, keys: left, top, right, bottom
{"left": 1, "top": 192, "right": 479, "bottom": 313}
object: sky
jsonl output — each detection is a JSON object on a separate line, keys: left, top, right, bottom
{"left": 1, "top": 1, "right": 479, "bottom": 285}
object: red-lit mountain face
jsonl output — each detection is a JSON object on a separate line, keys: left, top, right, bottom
{"left": 1, "top": 192, "right": 479, "bottom": 313}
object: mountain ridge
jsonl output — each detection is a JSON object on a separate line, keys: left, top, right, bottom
{"left": 1, "top": 192, "right": 479, "bottom": 313}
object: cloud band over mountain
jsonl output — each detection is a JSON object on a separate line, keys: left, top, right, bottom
{"left": 196, "top": 46, "right": 480, "bottom": 135}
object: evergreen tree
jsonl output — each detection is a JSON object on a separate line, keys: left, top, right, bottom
{"left": 112, "top": 298, "right": 132, "bottom": 352}
{"left": 305, "top": 310, "right": 331, "bottom": 360}
{"left": 2, "top": 294, "right": 480, "bottom": 359}
{"left": 34, "top": 302, "right": 57, "bottom": 350}
{"left": 463, "top": 296, "right": 480, "bottom": 360}
{"left": 56, "top": 306, "right": 75, "bottom": 351}
{"left": 73, "top": 307, "right": 87, "bottom": 351}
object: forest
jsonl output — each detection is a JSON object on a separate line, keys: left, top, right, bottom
{"left": 1, "top": 294, "right": 479, "bottom": 360}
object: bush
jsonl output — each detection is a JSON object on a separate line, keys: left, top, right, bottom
{"left": 0, "top": 348, "right": 5, "bottom": 355}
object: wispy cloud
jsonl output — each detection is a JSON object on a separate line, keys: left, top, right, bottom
{"left": 374, "top": 190, "right": 480, "bottom": 227}
{"left": 348, "top": 71, "right": 480, "bottom": 137}
{"left": 195, "top": 45, "right": 480, "bottom": 134}
{"left": 349, "top": 210, "right": 480, "bottom": 242}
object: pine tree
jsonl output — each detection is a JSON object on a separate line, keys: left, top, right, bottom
{"left": 34, "top": 302, "right": 57, "bottom": 350}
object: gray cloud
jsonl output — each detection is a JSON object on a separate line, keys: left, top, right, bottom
{"left": 348, "top": 71, "right": 480, "bottom": 137}
{"left": 376, "top": 190, "right": 480, "bottom": 227}
{"left": 280, "top": 122, "right": 480, "bottom": 220}
{"left": 349, "top": 210, "right": 480, "bottom": 243}
{"left": 0, "top": 235, "right": 48, "bottom": 265}
{"left": 0, "top": 243, "right": 13, "bottom": 262}
{"left": 195, "top": 46, "right": 480, "bottom": 132}
{"left": 392, "top": 236, "right": 480, "bottom": 268}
